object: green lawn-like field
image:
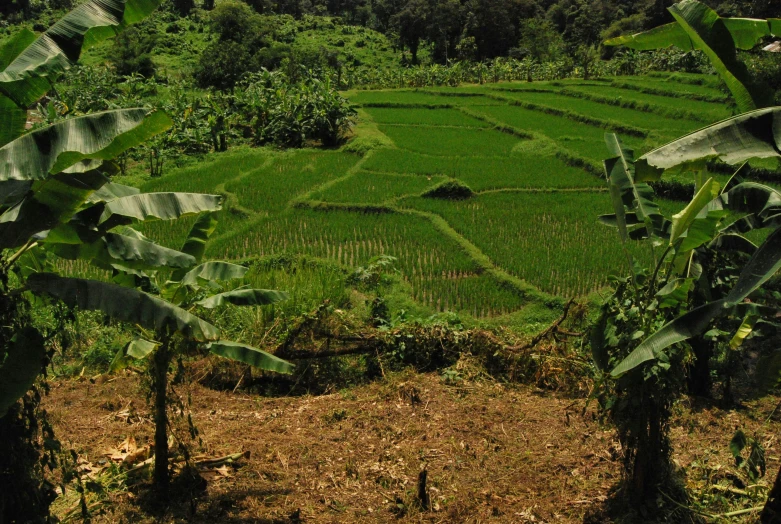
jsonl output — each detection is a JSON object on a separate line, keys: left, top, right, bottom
{"left": 130, "top": 74, "right": 759, "bottom": 322}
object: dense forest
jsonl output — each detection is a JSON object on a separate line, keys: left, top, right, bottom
{"left": 2, "top": 0, "right": 777, "bottom": 63}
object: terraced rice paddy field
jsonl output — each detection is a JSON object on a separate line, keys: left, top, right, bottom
{"left": 120, "top": 73, "right": 781, "bottom": 323}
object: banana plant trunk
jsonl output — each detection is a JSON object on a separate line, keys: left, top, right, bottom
{"left": 687, "top": 336, "right": 712, "bottom": 397}
{"left": 762, "top": 465, "right": 781, "bottom": 522}
{"left": 152, "top": 337, "right": 172, "bottom": 491}
{"left": 628, "top": 386, "right": 665, "bottom": 506}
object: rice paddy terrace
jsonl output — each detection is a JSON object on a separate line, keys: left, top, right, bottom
{"left": 131, "top": 73, "right": 779, "bottom": 324}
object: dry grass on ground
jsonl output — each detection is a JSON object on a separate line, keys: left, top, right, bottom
{"left": 43, "top": 363, "right": 781, "bottom": 523}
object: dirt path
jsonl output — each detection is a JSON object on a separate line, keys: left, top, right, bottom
{"left": 43, "top": 370, "right": 781, "bottom": 523}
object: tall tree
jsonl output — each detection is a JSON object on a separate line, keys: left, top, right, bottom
{"left": 392, "top": 0, "right": 430, "bottom": 63}
{"left": 463, "top": 0, "right": 517, "bottom": 58}
{"left": 428, "top": 0, "right": 463, "bottom": 62}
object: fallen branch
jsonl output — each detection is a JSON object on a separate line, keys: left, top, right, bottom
{"left": 125, "top": 451, "right": 250, "bottom": 476}
{"left": 196, "top": 451, "right": 250, "bottom": 469}
{"left": 512, "top": 298, "right": 579, "bottom": 351}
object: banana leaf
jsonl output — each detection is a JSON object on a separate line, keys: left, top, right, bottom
{"left": 668, "top": 0, "right": 772, "bottom": 111}
{"left": 722, "top": 18, "right": 778, "bottom": 50}
{"left": 670, "top": 177, "right": 720, "bottom": 245}
{"left": 196, "top": 289, "right": 289, "bottom": 309}
{"left": 207, "top": 341, "right": 293, "bottom": 374}
{"left": 179, "top": 212, "right": 218, "bottom": 263}
{"left": 635, "top": 108, "right": 781, "bottom": 182}
{"left": 729, "top": 314, "right": 759, "bottom": 349}
{"left": 0, "top": 94, "right": 27, "bottom": 148}
{"left": 126, "top": 337, "right": 159, "bottom": 359}
{"left": 109, "top": 337, "right": 159, "bottom": 373}
{"left": 605, "top": 22, "right": 694, "bottom": 50}
{"left": 180, "top": 261, "right": 248, "bottom": 286}
{"left": 27, "top": 273, "right": 219, "bottom": 341}
{"left": 0, "top": 109, "right": 172, "bottom": 185}
{"left": 611, "top": 227, "right": 781, "bottom": 376}
{"left": 98, "top": 192, "right": 222, "bottom": 229}
{"left": 0, "top": 169, "right": 110, "bottom": 249}
{"left": 49, "top": 233, "right": 196, "bottom": 271}
{"left": 605, "top": 0, "right": 775, "bottom": 111}
{"left": 87, "top": 182, "right": 140, "bottom": 203}
{"left": 170, "top": 212, "right": 218, "bottom": 282}
{"left": 725, "top": 226, "right": 781, "bottom": 305}
{"left": 604, "top": 133, "right": 663, "bottom": 239}
{"left": 0, "top": 28, "right": 52, "bottom": 113}
{"left": 611, "top": 299, "right": 728, "bottom": 376}
{"left": 607, "top": 17, "right": 780, "bottom": 51}
{"left": 0, "top": 0, "right": 162, "bottom": 90}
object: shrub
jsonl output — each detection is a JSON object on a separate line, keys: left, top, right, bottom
{"left": 421, "top": 179, "right": 474, "bottom": 200}
{"left": 234, "top": 69, "right": 356, "bottom": 147}
{"left": 110, "top": 25, "right": 158, "bottom": 78}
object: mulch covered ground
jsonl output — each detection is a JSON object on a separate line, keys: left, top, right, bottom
{"left": 43, "top": 365, "right": 781, "bottom": 523}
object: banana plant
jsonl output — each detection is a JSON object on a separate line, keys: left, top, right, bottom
{"left": 605, "top": 0, "right": 779, "bottom": 112}
{"left": 0, "top": 0, "right": 292, "bottom": 502}
{"left": 601, "top": 107, "right": 781, "bottom": 378}
{"left": 592, "top": 132, "right": 778, "bottom": 503}
{"left": 0, "top": 0, "right": 164, "bottom": 147}
{"left": 103, "top": 213, "right": 292, "bottom": 489}
{"left": 592, "top": 121, "right": 781, "bottom": 507}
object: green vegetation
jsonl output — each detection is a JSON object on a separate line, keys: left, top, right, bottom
{"left": 363, "top": 107, "right": 490, "bottom": 127}
{"left": 312, "top": 170, "right": 446, "bottom": 204}
{"left": 490, "top": 89, "right": 704, "bottom": 139}
{"left": 362, "top": 149, "right": 603, "bottom": 190}
{"left": 376, "top": 125, "right": 519, "bottom": 157}
{"left": 592, "top": 3, "right": 781, "bottom": 518}
{"left": 567, "top": 83, "right": 735, "bottom": 122}
{"left": 403, "top": 192, "right": 654, "bottom": 297}
{"left": 114, "top": 65, "right": 763, "bottom": 327}
{"left": 3, "top": 0, "right": 781, "bottom": 520}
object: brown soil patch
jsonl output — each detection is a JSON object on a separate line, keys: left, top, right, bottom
{"left": 43, "top": 369, "right": 781, "bottom": 523}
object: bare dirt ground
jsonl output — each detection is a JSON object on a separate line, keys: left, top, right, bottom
{"left": 43, "top": 366, "right": 781, "bottom": 523}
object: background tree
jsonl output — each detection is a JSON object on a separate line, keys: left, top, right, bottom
{"left": 391, "top": 0, "right": 430, "bottom": 63}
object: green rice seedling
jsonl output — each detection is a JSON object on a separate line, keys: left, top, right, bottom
{"left": 362, "top": 149, "right": 602, "bottom": 190}
{"left": 139, "top": 150, "right": 274, "bottom": 248}
{"left": 54, "top": 259, "right": 112, "bottom": 281}
{"left": 611, "top": 78, "right": 729, "bottom": 103}
{"left": 311, "top": 170, "right": 447, "bottom": 204}
{"left": 407, "top": 272, "right": 528, "bottom": 317}
{"left": 402, "top": 191, "right": 658, "bottom": 298}
{"left": 490, "top": 90, "right": 703, "bottom": 140}
{"left": 363, "top": 107, "right": 490, "bottom": 127}
{"left": 205, "top": 208, "right": 520, "bottom": 314}
{"left": 568, "top": 84, "right": 733, "bottom": 122}
{"left": 479, "top": 83, "right": 562, "bottom": 91}
{"left": 417, "top": 87, "right": 513, "bottom": 105}
{"left": 140, "top": 214, "right": 200, "bottom": 250}
{"left": 646, "top": 71, "right": 724, "bottom": 89}
{"left": 347, "top": 90, "right": 447, "bottom": 106}
{"left": 141, "top": 148, "right": 271, "bottom": 194}
{"left": 473, "top": 105, "right": 644, "bottom": 161}
{"left": 616, "top": 75, "right": 727, "bottom": 99}
{"left": 209, "top": 208, "right": 476, "bottom": 272}
{"left": 227, "top": 151, "right": 361, "bottom": 213}
{"left": 245, "top": 258, "right": 350, "bottom": 314}
{"left": 376, "top": 125, "right": 520, "bottom": 157}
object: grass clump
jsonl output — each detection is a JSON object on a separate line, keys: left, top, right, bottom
{"left": 421, "top": 179, "right": 474, "bottom": 200}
